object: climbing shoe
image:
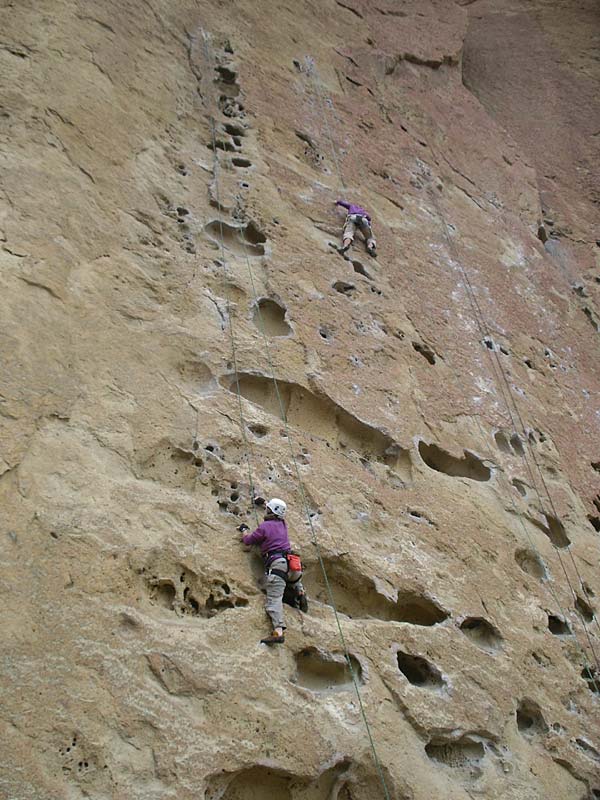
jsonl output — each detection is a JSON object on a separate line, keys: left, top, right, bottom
{"left": 338, "top": 244, "right": 351, "bottom": 254}
{"left": 298, "top": 591, "right": 308, "bottom": 613}
{"left": 367, "top": 247, "right": 377, "bottom": 258}
{"left": 260, "top": 632, "right": 285, "bottom": 645}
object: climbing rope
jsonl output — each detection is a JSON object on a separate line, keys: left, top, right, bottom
{"left": 426, "top": 174, "right": 600, "bottom": 685}
{"left": 471, "top": 409, "right": 600, "bottom": 694}
{"left": 200, "top": 29, "right": 260, "bottom": 531}
{"left": 312, "top": 47, "right": 600, "bottom": 691}
{"left": 243, "top": 250, "right": 392, "bottom": 799}
{"left": 305, "top": 57, "right": 347, "bottom": 191}
{"left": 201, "top": 33, "right": 392, "bottom": 800}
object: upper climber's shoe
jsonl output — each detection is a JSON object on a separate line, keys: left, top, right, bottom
{"left": 260, "top": 632, "right": 285, "bottom": 645}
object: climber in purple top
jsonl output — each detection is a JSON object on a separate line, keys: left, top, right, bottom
{"left": 336, "top": 199, "right": 377, "bottom": 256}
{"left": 239, "top": 497, "right": 307, "bottom": 645}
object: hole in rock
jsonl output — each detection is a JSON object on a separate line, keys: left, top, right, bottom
{"left": 150, "top": 581, "right": 176, "bottom": 609}
{"left": 319, "top": 325, "right": 331, "bottom": 340}
{"left": 459, "top": 617, "right": 502, "bottom": 652}
{"left": 351, "top": 260, "right": 373, "bottom": 280}
{"left": 418, "top": 441, "right": 490, "bottom": 481}
{"left": 548, "top": 614, "right": 571, "bottom": 635}
{"left": 232, "top": 157, "right": 252, "bottom": 168}
{"left": 396, "top": 651, "right": 444, "bottom": 688}
{"left": 206, "top": 592, "right": 248, "bottom": 614}
{"left": 583, "top": 307, "right": 600, "bottom": 331}
{"left": 223, "top": 122, "right": 245, "bottom": 137}
{"left": 294, "top": 647, "right": 362, "bottom": 692}
{"left": 206, "top": 760, "right": 398, "bottom": 800}
{"left": 220, "top": 97, "right": 245, "bottom": 118}
{"left": 305, "top": 559, "right": 449, "bottom": 627}
{"left": 248, "top": 423, "right": 268, "bottom": 437}
{"left": 575, "top": 594, "right": 594, "bottom": 623}
{"left": 516, "top": 699, "right": 548, "bottom": 736}
{"left": 304, "top": 559, "right": 438, "bottom": 622}
{"left": 510, "top": 434, "right": 525, "bottom": 456}
{"left": 588, "top": 515, "right": 600, "bottom": 532}
{"left": 494, "top": 430, "right": 512, "bottom": 454}
{"left": 252, "top": 298, "right": 291, "bottom": 336}
{"left": 394, "top": 591, "right": 449, "bottom": 625}
{"left": 515, "top": 548, "right": 547, "bottom": 579}
{"left": 512, "top": 478, "right": 528, "bottom": 497}
{"left": 244, "top": 221, "right": 267, "bottom": 245}
{"left": 412, "top": 341, "right": 436, "bottom": 364}
{"left": 215, "top": 65, "right": 238, "bottom": 84}
{"left": 222, "top": 373, "right": 411, "bottom": 479}
{"left": 333, "top": 280, "right": 356, "bottom": 296}
{"left": 425, "top": 737, "right": 485, "bottom": 769}
{"left": 543, "top": 514, "right": 570, "bottom": 549}
{"left": 213, "top": 766, "right": 293, "bottom": 800}
{"left": 209, "top": 138, "right": 236, "bottom": 152}
{"left": 582, "top": 667, "right": 600, "bottom": 694}
{"left": 592, "top": 461, "right": 600, "bottom": 473}
{"left": 575, "top": 738, "right": 600, "bottom": 761}
{"left": 294, "top": 129, "right": 316, "bottom": 147}
{"left": 204, "top": 220, "right": 265, "bottom": 256}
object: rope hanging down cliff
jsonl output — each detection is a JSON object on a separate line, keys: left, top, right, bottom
{"left": 425, "top": 169, "right": 600, "bottom": 687}
{"left": 307, "top": 61, "right": 600, "bottom": 689}
{"left": 199, "top": 31, "right": 260, "bottom": 533}
{"left": 200, "top": 31, "right": 392, "bottom": 800}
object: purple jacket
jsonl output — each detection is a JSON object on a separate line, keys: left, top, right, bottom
{"left": 242, "top": 519, "right": 291, "bottom": 564}
{"left": 336, "top": 199, "right": 371, "bottom": 221}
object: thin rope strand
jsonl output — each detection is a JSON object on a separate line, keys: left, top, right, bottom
{"left": 201, "top": 29, "right": 260, "bottom": 529}
{"left": 204, "top": 34, "right": 391, "bottom": 800}
{"left": 427, "top": 178, "right": 600, "bottom": 682}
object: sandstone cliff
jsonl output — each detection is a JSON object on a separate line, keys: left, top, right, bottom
{"left": 1, "top": 1, "right": 600, "bottom": 798}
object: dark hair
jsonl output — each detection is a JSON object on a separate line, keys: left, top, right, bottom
{"left": 264, "top": 512, "right": 279, "bottom": 521}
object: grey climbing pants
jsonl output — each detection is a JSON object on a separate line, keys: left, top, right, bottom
{"left": 264, "top": 557, "right": 303, "bottom": 631}
{"left": 343, "top": 214, "right": 376, "bottom": 249}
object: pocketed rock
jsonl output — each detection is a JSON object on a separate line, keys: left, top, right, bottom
{"left": 1, "top": 2, "right": 600, "bottom": 799}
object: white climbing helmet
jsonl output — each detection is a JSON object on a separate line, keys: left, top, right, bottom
{"left": 266, "top": 497, "right": 287, "bottom": 518}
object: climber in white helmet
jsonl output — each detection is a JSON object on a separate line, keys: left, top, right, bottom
{"left": 239, "top": 497, "right": 308, "bottom": 645}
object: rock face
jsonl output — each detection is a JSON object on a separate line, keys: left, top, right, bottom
{"left": 1, "top": 1, "right": 600, "bottom": 798}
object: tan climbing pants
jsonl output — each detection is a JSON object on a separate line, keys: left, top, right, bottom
{"left": 264, "top": 558, "right": 303, "bottom": 630}
{"left": 343, "top": 214, "right": 376, "bottom": 249}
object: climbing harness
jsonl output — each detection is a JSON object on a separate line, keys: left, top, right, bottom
{"left": 200, "top": 34, "right": 392, "bottom": 800}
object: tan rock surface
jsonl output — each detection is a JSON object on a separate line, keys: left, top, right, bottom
{"left": 1, "top": 1, "right": 599, "bottom": 798}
